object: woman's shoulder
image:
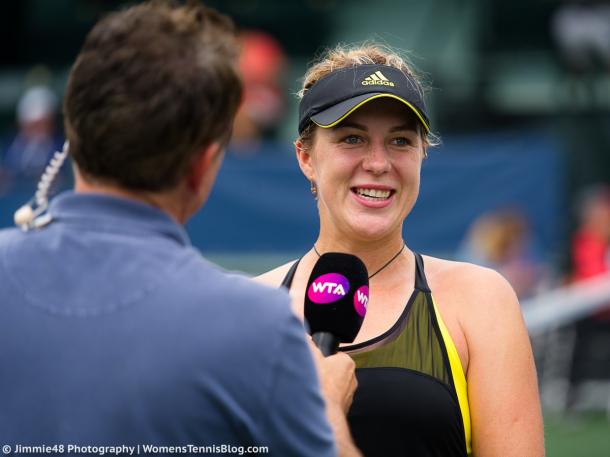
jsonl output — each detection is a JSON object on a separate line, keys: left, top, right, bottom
{"left": 422, "top": 255, "right": 526, "bottom": 366}
{"left": 421, "top": 254, "right": 520, "bottom": 319}
{"left": 254, "top": 260, "right": 299, "bottom": 288}
{"left": 422, "top": 255, "right": 514, "bottom": 295}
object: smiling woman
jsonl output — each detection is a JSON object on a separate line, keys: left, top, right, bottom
{"left": 256, "top": 43, "right": 544, "bottom": 457}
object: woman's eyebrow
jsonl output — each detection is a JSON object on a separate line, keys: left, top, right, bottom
{"left": 333, "top": 121, "right": 367, "bottom": 131}
{"left": 389, "top": 123, "right": 417, "bottom": 133}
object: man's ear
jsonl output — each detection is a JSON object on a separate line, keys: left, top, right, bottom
{"left": 186, "top": 142, "right": 222, "bottom": 192}
{"left": 295, "top": 139, "right": 315, "bottom": 181}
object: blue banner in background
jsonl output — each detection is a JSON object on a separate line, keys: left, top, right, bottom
{"left": 191, "top": 129, "right": 563, "bottom": 258}
{"left": 0, "top": 129, "right": 563, "bottom": 259}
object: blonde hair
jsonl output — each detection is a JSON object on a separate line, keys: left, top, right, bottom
{"left": 297, "top": 43, "right": 439, "bottom": 148}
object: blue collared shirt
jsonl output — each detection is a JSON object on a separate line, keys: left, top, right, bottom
{"left": 0, "top": 192, "right": 335, "bottom": 456}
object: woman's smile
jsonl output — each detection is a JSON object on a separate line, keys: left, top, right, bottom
{"left": 351, "top": 185, "right": 396, "bottom": 208}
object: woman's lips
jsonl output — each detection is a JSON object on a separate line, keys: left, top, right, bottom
{"left": 350, "top": 186, "right": 395, "bottom": 208}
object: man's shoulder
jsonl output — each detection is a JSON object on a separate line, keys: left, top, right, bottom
{"left": 0, "top": 227, "right": 24, "bottom": 260}
{"left": 174, "top": 254, "right": 294, "bottom": 321}
{"left": 0, "top": 226, "right": 21, "bottom": 244}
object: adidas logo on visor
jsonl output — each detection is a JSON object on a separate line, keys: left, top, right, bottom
{"left": 361, "top": 71, "right": 395, "bottom": 87}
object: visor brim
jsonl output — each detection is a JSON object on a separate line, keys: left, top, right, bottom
{"left": 310, "top": 93, "right": 430, "bottom": 133}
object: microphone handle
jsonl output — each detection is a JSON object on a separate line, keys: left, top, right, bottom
{"left": 312, "top": 332, "right": 340, "bottom": 357}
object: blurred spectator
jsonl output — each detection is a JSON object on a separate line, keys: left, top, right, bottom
{"left": 458, "top": 208, "right": 548, "bottom": 299}
{"left": 570, "top": 184, "right": 610, "bottom": 319}
{"left": 1, "top": 85, "right": 63, "bottom": 180}
{"left": 571, "top": 184, "right": 610, "bottom": 282}
{"left": 566, "top": 184, "right": 610, "bottom": 408}
{"left": 230, "top": 30, "right": 286, "bottom": 155}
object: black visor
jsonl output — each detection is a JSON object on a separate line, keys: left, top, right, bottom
{"left": 298, "top": 64, "right": 430, "bottom": 134}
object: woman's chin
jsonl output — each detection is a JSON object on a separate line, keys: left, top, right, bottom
{"left": 347, "top": 218, "right": 399, "bottom": 242}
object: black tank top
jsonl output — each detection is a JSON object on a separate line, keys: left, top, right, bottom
{"left": 281, "top": 253, "right": 471, "bottom": 457}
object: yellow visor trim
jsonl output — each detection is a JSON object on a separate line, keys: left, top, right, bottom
{"left": 431, "top": 295, "right": 472, "bottom": 455}
{"left": 311, "top": 93, "right": 430, "bottom": 133}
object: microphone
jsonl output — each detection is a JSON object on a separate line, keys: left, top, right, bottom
{"left": 304, "top": 252, "right": 369, "bottom": 356}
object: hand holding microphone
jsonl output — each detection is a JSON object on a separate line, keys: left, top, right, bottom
{"left": 310, "top": 344, "right": 358, "bottom": 414}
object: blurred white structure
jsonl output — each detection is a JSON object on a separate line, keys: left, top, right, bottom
{"left": 523, "top": 274, "right": 610, "bottom": 418}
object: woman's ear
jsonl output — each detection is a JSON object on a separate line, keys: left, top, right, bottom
{"left": 295, "top": 139, "right": 315, "bottom": 181}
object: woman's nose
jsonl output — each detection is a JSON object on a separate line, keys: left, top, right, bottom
{"left": 362, "top": 143, "right": 391, "bottom": 174}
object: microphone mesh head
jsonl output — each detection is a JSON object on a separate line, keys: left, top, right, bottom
{"left": 304, "top": 252, "right": 369, "bottom": 342}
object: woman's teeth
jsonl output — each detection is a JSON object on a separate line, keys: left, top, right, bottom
{"left": 355, "top": 188, "right": 391, "bottom": 200}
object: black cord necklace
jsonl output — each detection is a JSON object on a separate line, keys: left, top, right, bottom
{"left": 313, "top": 243, "right": 406, "bottom": 279}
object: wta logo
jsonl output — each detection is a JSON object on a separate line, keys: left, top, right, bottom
{"left": 307, "top": 273, "right": 350, "bottom": 304}
{"left": 353, "top": 285, "right": 369, "bottom": 317}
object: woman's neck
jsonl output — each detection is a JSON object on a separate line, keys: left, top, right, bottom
{"left": 313, "top": 230, "right": 410, "bottom": 281}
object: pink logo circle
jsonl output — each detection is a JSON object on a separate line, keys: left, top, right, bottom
{"left": 307, "top": 273, "right": 350, "bottom": 304}
{"left": 353, "top": 285, "right": 369, "bottom": 317}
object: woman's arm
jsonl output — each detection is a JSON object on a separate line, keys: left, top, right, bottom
{"left": 463, "top": 266, "right": 544, "bottom": 457}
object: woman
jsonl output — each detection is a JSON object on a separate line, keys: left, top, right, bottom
{"left": 256, "top": 44, "right": 544, "bottom": 457}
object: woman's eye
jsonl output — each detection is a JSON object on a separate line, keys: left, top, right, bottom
{"left": 392, "top": 137, "right": 411, "bottom": 146}
{"left": 343, "top": 135, "right": 362, "bottom": 145}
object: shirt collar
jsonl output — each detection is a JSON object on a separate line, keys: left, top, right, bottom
{"left": 48, "top": 191, "right": 191, "bottom": 246}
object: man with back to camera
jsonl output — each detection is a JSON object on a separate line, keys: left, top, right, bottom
{"left": 0, "top": 2, "right": 360, "bottom": 456}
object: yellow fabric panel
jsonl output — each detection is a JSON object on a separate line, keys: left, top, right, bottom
{"left": 431, "top": 296, "right": 472, "bottom": 455}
